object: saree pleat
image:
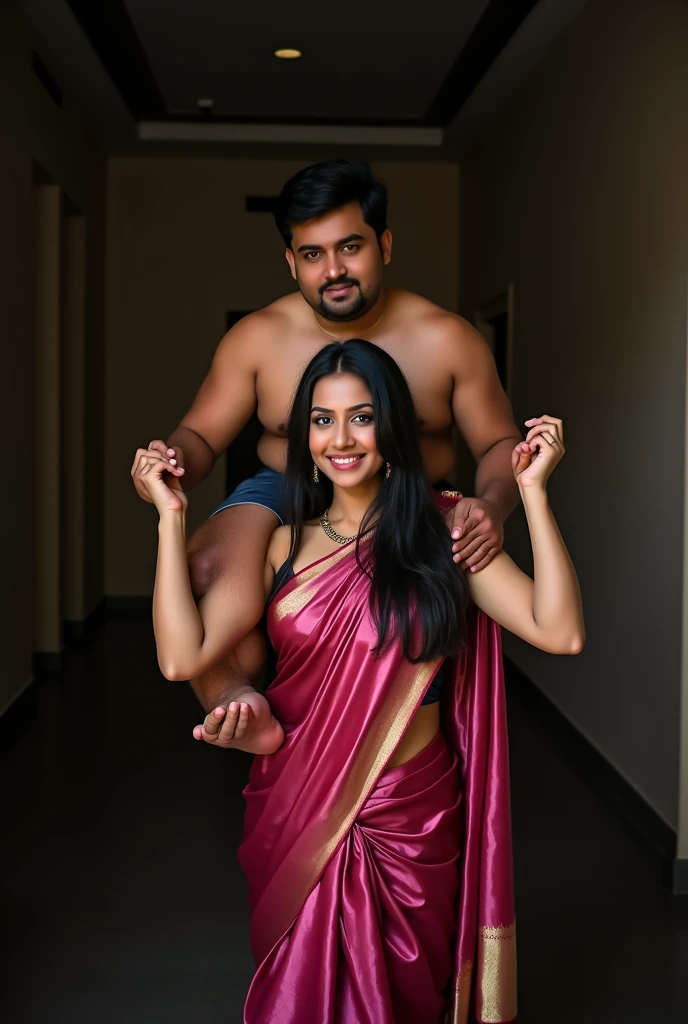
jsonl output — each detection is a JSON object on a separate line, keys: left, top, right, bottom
{"left": 239, "top": 526, "right": 517, "bottom": 1023}
{"left": 244, "top": 732, "right": 460, "bottom": 1024}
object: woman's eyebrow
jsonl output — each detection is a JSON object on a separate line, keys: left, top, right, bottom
{"left": 310, "top": 403, "right": 373, "bottom": 414}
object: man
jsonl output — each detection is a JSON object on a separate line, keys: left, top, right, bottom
{"left": 131, "top": 160, "right": 522, "bottom": 742}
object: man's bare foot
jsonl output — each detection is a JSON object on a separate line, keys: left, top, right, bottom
{"left": 192, "top": 689, "right": 284, "bottom": 754}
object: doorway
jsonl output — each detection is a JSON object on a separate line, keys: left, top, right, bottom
{"left": 475, "top": 285, "right": 514, "bottom": 398}
{"left": 32, "top": 167, "right": 88, "bottom": 670}
{"left": 33, "top": 172, "right": 62, "bottom": 671}
{"left": 452, "top": 286, "right": 515, "bottom": 494}
{"left": 61, "top": 197, "right": 87, "bottom": 640}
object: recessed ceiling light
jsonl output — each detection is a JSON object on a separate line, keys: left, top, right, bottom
{"left": 274, "top": 48, "right": 302, "bottom": 59}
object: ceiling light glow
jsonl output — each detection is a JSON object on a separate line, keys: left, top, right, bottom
{"left": 274, "top": 48, "right": 302, "bottom": 59}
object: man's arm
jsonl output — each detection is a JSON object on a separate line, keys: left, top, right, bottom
{"left": 448, "top": 317, "right": 522, "bottom": 570}
{"left": 171, "top": 314, "right": 264, "bottom": 488}
{"left": 132, "top": 313, "right": 266, "bottom": 500}
{"left": 164, "top": 425, "right": 217, "bottom": 492}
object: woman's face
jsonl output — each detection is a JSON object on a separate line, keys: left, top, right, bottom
{"left": 309, "top": 372, "right": 385, "bottom": 489}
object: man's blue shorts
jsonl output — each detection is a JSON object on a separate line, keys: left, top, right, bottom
{"left": 210, "top": 467, "right": 285, "bottom": 524}
{"left": 210, "top": 467, "right": 457, "bottom": 526}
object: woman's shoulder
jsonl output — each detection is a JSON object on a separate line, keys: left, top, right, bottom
{"left": 267, "top": 524, "right": 292, "bottom": 571}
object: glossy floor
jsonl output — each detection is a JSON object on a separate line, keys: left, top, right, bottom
{"left": 1, "top": 618, "right": 686, "bottom": 1022}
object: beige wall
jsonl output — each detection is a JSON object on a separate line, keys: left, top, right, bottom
{"left": 460, "top": 0, "right": 688, "bottom": 828}
{"left": 0, "top": 3, "right": 106, "bottom": 711}
{"left": 105, "top": 157, "right": 459, "bottom": 596}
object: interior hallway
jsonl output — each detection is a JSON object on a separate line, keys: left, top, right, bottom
{"left": 1, "top": 616, "right": 686, "bottom": 1024}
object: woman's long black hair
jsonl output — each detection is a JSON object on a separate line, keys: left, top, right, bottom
{"left": 283, "top": 340, "right": 469, "bottom": 663}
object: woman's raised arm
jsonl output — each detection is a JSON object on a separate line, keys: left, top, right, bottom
{"left": 467, "top": 416, "right": 585, "bottom": 655}
{"left": 134, "top": 448, "right": 275, "bottom": 681}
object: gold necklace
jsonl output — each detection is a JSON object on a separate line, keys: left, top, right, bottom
{"left": 320, "top": 508, "right": 358, "bottom": 545}
{"left": 313, "top": 305, "right": 386, "bottom": 341}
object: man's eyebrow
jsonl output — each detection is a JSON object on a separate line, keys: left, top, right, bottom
{"left": 297, "top": 233, "right": 365, "bottom": 254}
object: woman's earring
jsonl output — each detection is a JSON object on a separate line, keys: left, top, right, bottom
{"left": 385, "top": 462, "right": 391, "bottom": 480}
{"left": 313, "top": 462, "right": 319, "bottom": 483}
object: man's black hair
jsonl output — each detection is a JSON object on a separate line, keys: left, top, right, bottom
{"left": 274, "top": 160, "right": 388, "bottom": 248}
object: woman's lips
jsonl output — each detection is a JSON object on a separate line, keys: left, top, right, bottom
{"left": 326, "top": 454, "right": 366, "bottom": 472}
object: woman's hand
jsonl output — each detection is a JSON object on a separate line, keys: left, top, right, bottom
{"left": 512, "top": 415, "right": 564, "bottom": 490}
{"left": 131, "top": 440, "right": 185, "bottom": 502}
{"left": 134, "top": 444, "right": 187, "bottom": 515}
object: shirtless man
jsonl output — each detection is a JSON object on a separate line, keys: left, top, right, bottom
{"left": 131, "top": 160, "right": 522, "bottom": 745}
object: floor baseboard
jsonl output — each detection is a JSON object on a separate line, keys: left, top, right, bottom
{"left": 503, "top": 657, "right": 683, "bottom": 893}
{"left": 664, "top": 857, "right": 688, "bottom": 895}
{"left": 0, "top": 675, "right": 38, "bottom": 750}
{"left": 3, "top": 601, "right": 107, "bottom": 745}
{"left": 32, "top": 650, "right": 63, "bottom": 674}
{"left": 64, "top": 600, "right": 106, "bottom": 643}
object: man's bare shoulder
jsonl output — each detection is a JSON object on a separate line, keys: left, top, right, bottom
{"left": 258, "top": 290, "right": 310, "bottom": 329}
{"left": 392, "top": 289, "right": 483, "bottom": 356}
{"left": 267, "top": 291, "right": 308, "bottom": 315}
{"left": 214, "top": 296, "right": 302, "bottom": 361}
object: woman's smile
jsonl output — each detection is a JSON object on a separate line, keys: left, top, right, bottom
{"left": 326, "top": 453, "right": 366, "bottom": 471}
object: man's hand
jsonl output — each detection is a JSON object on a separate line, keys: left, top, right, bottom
{"left": 131, "top": 440, "right": 185, "bottom": 503}
{"left": 450, "top": 497, "right": 504, "bottom": 573}
{"left": 192, "top": 690, "right": 284, "bottom": 755}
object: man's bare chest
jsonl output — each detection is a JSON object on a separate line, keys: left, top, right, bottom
{"left": 255, "top": 331, "right": 453, "bottom": 436}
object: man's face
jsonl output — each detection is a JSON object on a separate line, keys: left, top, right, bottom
{"left": 286, "top": 201, "right": 392, "bottom": 322}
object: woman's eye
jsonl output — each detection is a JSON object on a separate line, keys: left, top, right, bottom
{"left": 312, "top": 416, "right": 332, "bottom": 426}
{"left": 352, "top": 414, "right": 373, "bottom": 424}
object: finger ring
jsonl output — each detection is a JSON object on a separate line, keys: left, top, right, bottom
{"left": 441, "top": 490, "right": 461, "bottom": 498}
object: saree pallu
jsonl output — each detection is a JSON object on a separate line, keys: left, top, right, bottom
{"left": 238, "top": 534, "right": 517, "bottom": 1024}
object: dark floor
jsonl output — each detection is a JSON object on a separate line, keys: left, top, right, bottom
{"left": 1, "top": 618, "right": 687, "bottom": 1024}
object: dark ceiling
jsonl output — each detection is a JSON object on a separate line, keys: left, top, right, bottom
{"left": 63, "top": 0, "right": 540, "bottom": 128}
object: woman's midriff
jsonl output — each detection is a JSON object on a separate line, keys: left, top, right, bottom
{"left": 257, "top": 431, "right": 457, "bottom": 484}
{"left": 387, "top": 702, "right": 440, "bottom": 768}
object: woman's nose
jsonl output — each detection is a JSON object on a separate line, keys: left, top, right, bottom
{"left": 333, "top": 421, "right": 353, "bottom": 448}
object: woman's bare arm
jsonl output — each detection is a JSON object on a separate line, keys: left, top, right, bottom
{"left": 152, "top": 513, "right": 268, "bottom": 680}
{"left": 467, "top": 417, "right": 584, "bottom": 655}
{"left": 467, "top": 490, "right": 584, "bottom": 654}
{"left": 132, "top": 439, "right": 276, "bottom": 681}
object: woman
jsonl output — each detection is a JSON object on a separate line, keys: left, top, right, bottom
{"left": 138, "top": 340, "right": 584, "bottom": 1024}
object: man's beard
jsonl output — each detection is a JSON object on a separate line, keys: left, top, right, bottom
{"left": 308, "top": 277, "right": 378, "bottom": 322}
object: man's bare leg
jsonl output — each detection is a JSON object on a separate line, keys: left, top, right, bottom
{"left": 186, "top": 504, "right": 279, "bottom": 711}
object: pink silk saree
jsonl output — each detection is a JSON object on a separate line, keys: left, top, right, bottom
{"left": 238, "top": 525, "right": 517, "bottom": 1023}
